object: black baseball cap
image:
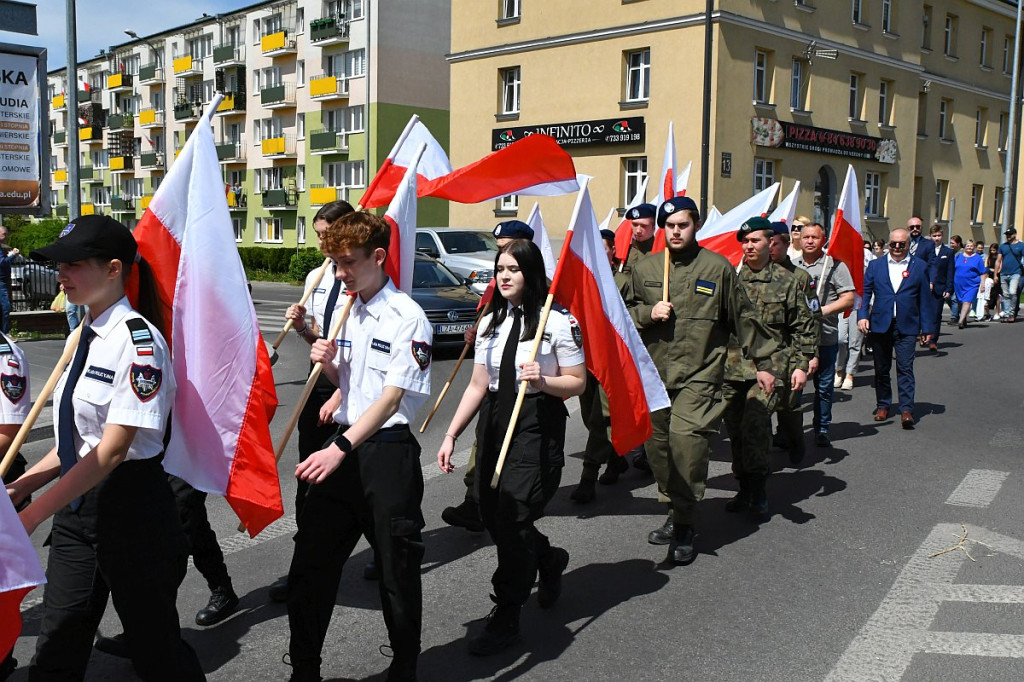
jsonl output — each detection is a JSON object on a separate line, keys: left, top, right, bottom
{"left": 31, "top": 215, "right": 138, "bottom": 264}
{"left": 1004, "top": 227, "right": 1017, "bottom": 235}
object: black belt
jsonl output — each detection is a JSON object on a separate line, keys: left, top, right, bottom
{"left": 336, "top": 424, "right": 411, "bottom": 443}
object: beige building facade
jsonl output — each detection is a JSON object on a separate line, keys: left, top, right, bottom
{"left": 449, "top": 0, "right": 1018, "bottom": 244}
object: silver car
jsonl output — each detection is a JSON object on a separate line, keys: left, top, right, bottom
{"left": 415, "top": 228, "right": 497, "bottom": 295}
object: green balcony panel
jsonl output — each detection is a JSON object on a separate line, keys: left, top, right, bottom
{"left": 216, "top": 143, "right": 237, "bottom": 160}
{"left": 309, "top": 130, "right": 341, "bottom": 151}
{"left": 53, "top": 130, "right": 66, "bottom": 143}
{"left": 79, "top": 166, "right": 94, "bottom": 180}
{"left": 141, "top": 152, "right": 159, "bottom": 167}
{"left": 111, "top": 197, "right": 134, "bottom": 211}
{"left": 77, "top": 90, "right": 91, "bottom": 102}
{"left": 55, "top": 205, "right": 68, "bottom": 217}
{"left": 139, "top": 64, "right": 157, "bottom": 81}
{"left": 261, "top": 85, "right": 286, "bottom": 105}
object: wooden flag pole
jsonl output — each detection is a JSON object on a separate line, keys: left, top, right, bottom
{"left": 0, "top": 326, "right": 83, "bottom": 480}
{"left": 237, "top": 294, "right": 355, "bottom": 532}
{"left": 662, "top": 248, "right": 671, "bottom": 302}
{"left": 419, "top": 305, "right": 489, "bottom": 433}
{"left": 490, "top": 292, "right": 557, "bottom": 488}
{"left": 271, "top": 257, "right": 332, "bottom": 350}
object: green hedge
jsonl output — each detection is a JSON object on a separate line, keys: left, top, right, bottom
{"left": 6, "top": 217, "right": 67, "bottom": 256}
{"left": 288, "top": 248, "right": 325, "bottom": 281}
{"left": 237, "top": 247, "right": 294, "bottom": 273}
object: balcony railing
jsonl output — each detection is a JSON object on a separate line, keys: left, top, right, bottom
{"left": 140, "top": 195, "right": 153, "bottom": 210}
{"left": 107, "top": 113, "right": 134, "bottom": 130}
{"left": 216, "top": 93, "right": 245, "bottom": 114}
{"left": 53, "top": 130, "right": 66, "bottom": 145}
{"left": 261, "top": 135, "right": 296, "bottom": 157}
{"left": 78, "top": 166, "right": 94, "bottom": 180}
{"left": 260, "top": 82, "right": 296, "bottom": 108}
{"left": 310, "top": 16, "right": 350, "bottom": 44}
{"left": 261, "top": 30, "right": 296, "bottom": 55}
{"left": 80, "top": 203, "right": 96, "bottom": 215}
{"left": 110, "top": 156, "right": 134, "bottom": 172}
{"left": 51, "top": 94, "right": 66, "bottom": 109}
{"left": 310, "top": 185, "right": 346, "bottom": 205}
{"left": 174, "top": 101, "right": 202, "bottom": 121}
{"left": 55, "top": 205, "right": 68, "bottom": 217}
{"left": 78, "top": 89, "right": 93, "bottom": 103}
{"left": 309, "top": 74, "right": 349, "bottom": 100}
{"left": 141, "top": 152, "right": 163, "bottom": 169}
{"left": 53, "top": 169, "right": 67, "bottom": 183}
{"left": 139, "top": 108, "right": 163, "bottom": 127}
{"left": 173, "top": 56, "right": 204, "bottom": 75}
{"left": 308, "top": 129, "right": 348, "bottom": 153}
{"left": 111, "top": 196, "right": 135, "bottom": 211}
{"left": 79, "top": 125, "right": 103, "bottom": 142}
{"left": 107, "top": 73, "right": 133, "bottom": 90}
{"left": 216, "top": 141, "right": 246, "bottom": 162}
{"left": 226, "top": 191, "right": 247, "bottom": 209}
{"left": 213, "top": 44, "right": 245, "bottom": 65}
{"left": 263, "top": 188, "right": 297, "bottom": 209}
{"left": 139, "top": 64, "right": 163, "bottom": 83}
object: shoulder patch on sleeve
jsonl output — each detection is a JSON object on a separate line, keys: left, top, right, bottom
{"left": 568, "top": 314, "right": 583, "bottom": 348}
{"left": 1, "top": 374, "right": 25, "bottom": 403}
{"left": 411, "top": 341, "right": 431, "bottom": 370}
{"left": 125, "top": 318, "right": 154, "bottom": 346}
{"left": 129, "top": 363, "right": 162, "bottom": 402}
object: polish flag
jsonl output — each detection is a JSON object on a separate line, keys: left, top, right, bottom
{"left": 131, "top": 98, "right": 282, "bottom": 537}
{"left": 597, "top": 207, "right": 616, "bottom": 232}
{"left": 361, "top": 116, "right": 578, "bottom": 208}
{"left": 383, "top": 143, "right": 425, "bottom": 294}
{"left": 0, "top": 494, "right": 45, "bottom": 660}
{"left": 702, "top": 205, "right": 723, "bottom": 232}
{"left": 613, "top": 176, "right": 649, "bottom": 262}
{"left": 77, "top": 78, "right": 90, "bottom": 92}
{"left": 768, "top": 181, "right": 801, "bottom": 226}
{"left": 650, "top": 159, "right": 693, "bottom": 253}
{"left": 826, "top": 165, "right": 864, "bottom": 295}
{"left": 360, "top": 115, "right": 452, "bottom": 209}
{"left": 652, "top": 122, "right": 677, "bottom": 206}
{"left": 550, "top": 180, "right": 671, "bottom": 454}
{"left": 675, "top": 161, "right": 693, "bottom": 197}
{"left": 525, "top": 202, "right": 556, "bottom": 279}
{"left": 696, "top": 183, "right": 780, "bottom": 266}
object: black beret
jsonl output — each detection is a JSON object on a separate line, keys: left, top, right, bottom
{"left": 626, "top": 203, "right": 656, "bottom": 221}
{"left": 770, "top": 221, "right": 790, "bottom": 236}
{"left": 657, "top": 196, "right": 699, "bottom": 228}
{"left": 493, "top": 220, "right": 534, "bottom": 240}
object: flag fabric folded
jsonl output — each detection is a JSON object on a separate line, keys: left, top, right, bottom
{"left": 614, "top": 177, "right": 649, "bottom": 263}
{"left": 696, "top": 183, "right": 780, "bottom": 266}
{"left": 675, "top": 160, "right": 693, "bottom": 197}
{"left": 526, "top": 202, "right": 556, "bottom": 279}
{"left": 0, "top": 494, "right": 45, "bottom": 660}
{"left": 652, "top": 122, "right": 677, "bottom": 206}
{"left": 132, "top": 109, "right": 282, "bottom": 538}
{"left": 383, "top": 144, "right": 425, "bottom": 295}
{"left": 550, "top": 182, "right": 671, "bottom": 454}
{"left": 826, "top": 165, "right": 865, "bottom": 296}
{"left": 360, "top": 115, "right": 453, "bottom": 209}
{"left": 768, "top": 181, "right": 801, "bottom": 226}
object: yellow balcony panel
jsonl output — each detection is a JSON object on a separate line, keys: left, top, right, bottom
{"left": 81, "top": 203, "right": 95, "bottom": 215}
{"left": 310, "top": 75, "right": 340, "bottom": 97}
{"left": 52, "top": 94, "right": 65, "bottom": 109}
{"left": 107, "top": 73, "right": 127, "bottom": 89}
{"left": 140, "top": 195, "right": 153, "bottom": 210}
{"left": 53, "top": 169, "right": 67, "bottom": 182}
{"left": 139, "top": 109, "right": 156, "bottom": 125}
{"left": 261, "top": 31, "right": 287, "bottom": 53}
{"left": 173, "top": 55, "right": 194, "bottom": 74}
{"left": 217, "top": 94, "right": 236, "bottom": 112}
{"left": 310, "top": 186, "right": 338, "bottom": 205}
{"left": 110, "top": 156, "right": 127, "bottom": 171}
{"left": 174, "top": 148, "right": 182, "bottom": 159}
{"left": 262, "top": 136, "right": 285, "bottom": 155}
{"left": 79, "top": 127, "right": 97, "bottom": 141}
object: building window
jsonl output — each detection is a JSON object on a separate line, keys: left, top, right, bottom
{"left": 934, "top": 179, "right": 948, "bottom": 221}
{"left": 297, "top": 113, "right": 305, "bottom": 140}
{"left": 944, "top": 14, "right": 957, "bottom": 57}
{"left": 922, "top": 5, "right": 933, "bottom": 50}
{"left": 297, "top": 60, "right": 305, "bottom": 86}
{"left": 623, "top": 157, "right": 648, "bottom": 206}
{"left": 297, "top": 164, "right": 305, "bottom": 191}
{"left": 345, "top": 49, "right": 366, "bottom": 78}
{"left": 994, "top": 188, "right": 1005, "bottom": 225}
{"left": 253, "top": 217, "right": 263, "bottom": 242}
{"left": 624, "top": 49, "right": 651, "bottom": 103}
{"left": 791, "top": 59, "right": 807, "bottom": 111}
{"left": 297, "top": 216, "right": 306, "bottom": 244}
{"left": 343, "top": 161, "right": 364, "bottom": 187}
{"left": 971, "top": 185, "right": 983, "bottom": 224}
{"left": 864, "top": 171, "right": 882, "bottom": 217}
{"left": 753, "top": 158, "right": 775, "bottom": 194}
{"left": 500, "top": 0, "right": 520, "bottom": 20}
{"left": 980, "top": 28, "right": 992, "bottom": 68}
{"left": 938, "top": 99, "right": 951, "bottom": 140}
{"left": 917, "top": 91, "right": 928, "bottom": 136}
{"left": 1004, "top": 36, "right": 1013, "bottom": 74}
{"left": 878, "top": 79, "right": 892, "bottom": 125}
{"left": 848, "top": 72, "right": 863, "bottom": 120}
{"left": 975, "top": 107, "right": 987, "bottom": 147}
{"left": 851, "top": 0, "right": 862, "bottom": 24}
{"left": 753, "top": 49, "right": 772, "bottom": 104}
{"left": 881, "top": 0, "right": 893, "bottom": 33}
{"left": 232, "top": 218, "right": 243, "bottom": 243}
{"left": 999, "top": 112, "right": 1009, "bottom": 151}
{"left": 266, "top": 218, "right": 283, "bottom": 243}
{"left": 500, "top": 66, "right": 521, "bottom": 115}
{"left": 498, "top": 194, "right": 518, "bottom": 213}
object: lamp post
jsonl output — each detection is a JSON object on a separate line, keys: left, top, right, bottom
{"left": 124, "top": 30, "right": 170, "bottom": 175}
{"left": 1000, "top": 0, "right": 1023, "bottom": 238}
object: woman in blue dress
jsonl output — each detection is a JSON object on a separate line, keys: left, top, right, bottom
{"left": 953, "top": 240, "right": 988, "bottom": 329}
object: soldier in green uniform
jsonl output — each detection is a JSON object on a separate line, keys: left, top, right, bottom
{"left": 572, "top": 229, "right": 633, "bottom": 503}
{"left": 621, "top": 203, "right": 658, "bottom": 275}
{"left": 769, "top": 221, "right": 820, "bottom": 464}
{"left": 626, "top": 196, "right": 777, "bottom": 565}
{"left": 722, "top": 217, "right": 817, "bottom": 522}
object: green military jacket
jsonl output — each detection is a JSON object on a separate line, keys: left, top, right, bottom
{"left": 626, "top": 245, "right": 778, "bottom": 389}
{"left": 780, "top": 256, "right": 821, "bottom": 362}
{"left": 622, "top": 235, "right": 656, "bottom": 274}
{"left": 725, "top": 260, "right": 818, "bottom": 382}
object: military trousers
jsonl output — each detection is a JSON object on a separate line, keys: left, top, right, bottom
{"left": 168, "top": 474, "right": 232, "bottom": 593}
{"left": 646, "top": 381, "right": 727, "bottom": 526}
{"left": 722, "top": 380, "right": 775, "bottom": 478}
{"left": 579, "top": 372, "right": 616, "bottom": 480}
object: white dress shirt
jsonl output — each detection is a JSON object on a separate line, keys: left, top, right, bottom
{"left": 886, "top": 254, "right": 910, "bottom": 315}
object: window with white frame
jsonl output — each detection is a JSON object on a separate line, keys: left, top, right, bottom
{"left": 324, "top": 161, "right": 344, "bottom": 187}
{"left": 881, "top": 0, "right": 893, "bottom": 33}
{"left": 753, "top": 49, "right": 771, "bottom": 104}
{"left": 753, "top": 158, "right": 775, "bottom": 194}
{"left": 975, "top": 107, "right": 987, "bottom": 147}
{"left": 623, "top": 157, "right": 648, "bottom": 207}
{"left": 297, "top": 60, "right": 305, "bottom": 86}
{"left": 848, "top": 73, "right": 862, "bottom": 120}
{"left": 345, "top": 49, "right": 365, "bottom": 77}
{"left": 864, "top": 171, "right": 882, "bottom": 216}
{"left": 851, "top": 0, "right": 862, "bottom": 24}
{"left": 297, "top": 216, "right": 306, "bottom": 244}
{"left": 994, "top": 188, "right": 1005, "bottom": 225}
{"left": 625, "top": 49, "right": 650, "bottom": 102}
{"left": 297, "top": 164, "right": 305, "bottom": 191}
{"left": 944, "top": 14, "right": 957, "bottom": 57}
{"left": 264, "top": 167, "right": 283, "bottom": 190}
{"left": 297, "top": 113, "right": 305, "bottom": 139}
{"left": 981, "top": 28, "right": 992, "bottom": 68}
{"left": 935, "top": 179, "right": 949, "bottom": 221}
{"left": 296, "top": 8, "right": 304, "bottom": 34}
{"left": 999, "top": 111, "right": 1009, "bottom": 150}
{"left": 1004, "top": 36, "right": 1013, "bottom": 74}
{"left": 253, "top": 217, "right": 264, "bottom": 242}
{"left": 344, "top": 105, "right": 364, "bottom": 132}
{"left": 878, "top": 79, "right": 892, "bottom": 125}
{"left": 343, "top": 161, "right": 364, "bottom": 187}
{"left": 498, "top": 194, "right": 518, "bottom": 212}
{"left": 791, "top": 59, "right": 807, "bottom": 110}
{"left": 922, "top": 5, "right": 933, "bottom": 50}
{"left": 939, "top": 98, "right": 951, "bottom": 140}
{"left": 971, "top": 185, "right": 983, "bottom": 223}
{"left": 501, "top": 0, "right": 521, "bottom": 20}
{"left": 233, "top": 218, "right": 243, "bottom": 242}
{"left": 267, "top": 218, "right": 283, "bottom": 242}
{"left": 253, "top": 169, "right": 262, "bottom": 193}
{"left": 500, "top": 66, "right": 521, "bottom": 115}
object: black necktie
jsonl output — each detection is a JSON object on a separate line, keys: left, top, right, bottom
{"left": 497, "top": 308, "right": 523, "bottom": 422}
{"left": 321, "top": 278, "right": 342, "bottom": 338}
{"left": 58, "top": 325, "right": 96, "bottom": 510}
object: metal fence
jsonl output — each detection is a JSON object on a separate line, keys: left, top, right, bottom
{"left": 7, "top": 256, "right": 60, "bottom": 312}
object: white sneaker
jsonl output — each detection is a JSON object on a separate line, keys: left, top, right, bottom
{"left": 834, "top": 374, "right": 843, "bottom": 388}
{"left": 841, "top": 376, "right": 854, "bottom": 390}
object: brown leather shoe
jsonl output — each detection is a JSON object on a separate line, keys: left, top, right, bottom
{"left": 873, "top": 408, "right": 888, "bottom": 422}
{"left": 901, "top": 411, "right": 915, "bottom": 429}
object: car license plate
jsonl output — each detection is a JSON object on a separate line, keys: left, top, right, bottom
{"left": 436, "top": 323, "right": 471, "bottom": 335}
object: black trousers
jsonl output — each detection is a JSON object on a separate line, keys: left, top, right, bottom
{"left": 30, "top": 458, "right": 204, "bottom": 681}
{"left": 475, "top": 391, "right": 565, "bottom": 606}
{"left": 287, "top": 425, "right": 425, "bottom": 677}
{"left": 167, "top": 474, "right": 231, "bottom": 592}
{"left": 295, "top": 374, "right": 340, "bottom": 516}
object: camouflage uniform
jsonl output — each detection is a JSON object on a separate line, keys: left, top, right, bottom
{"left": 774, "top": 256, "right": 821, "bottom": 450}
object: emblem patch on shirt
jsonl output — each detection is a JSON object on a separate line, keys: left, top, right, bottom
{"left": 902, "top": 270, "right": 910, "bottom": 279}
{"left": 371, "top": 338, "right": 392, "bottom": 354}
{"left": 568, "top": 315, "right": 583, "bottom": 348}
{"left": 1, "top": 374, "right": 25, "bottom": 403}
{"left": 695, "top": 279, "right": 717, "bottom": 296}
{"left": 807, "top": 296, "right": 821, "bottom": 313}
{"left": 644, "top": 281, "right": 662, "bottom": 288}
{"left": 129, "top": 363, "right": 162, "bottom": 402}
{"left": 6, "top": 358, "right": 19, "bottom": 369}
{"left": 136, "top": 345, "right": 154, "bottom": 356}
{"left": 411, "top": 341, "right": 431, "bottom": 371}
{"left": 85, "top": 365, "right": 115, "bottom": 385}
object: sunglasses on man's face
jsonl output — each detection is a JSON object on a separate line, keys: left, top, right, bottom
{"left": 909, "top": 224, "right": 922, "bottom": 230}
{"left": 890, "top": 241, "right": 907, "bottom": 249}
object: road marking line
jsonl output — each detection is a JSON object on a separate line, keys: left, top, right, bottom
{"left": 945, "top": 469, "right": 1010, "bottom": 508}
{"left": 826, "top": 523, "right": 1024, "bottom": 681}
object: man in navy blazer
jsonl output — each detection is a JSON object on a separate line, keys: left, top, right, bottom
{"left": 924, "top": 223, "right": 955, "bottom": 351}
{"left": 858, "top": 228, "right": 935, "bottom": 428}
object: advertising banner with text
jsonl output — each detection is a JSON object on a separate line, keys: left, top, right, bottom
{"left": 0, "top": 50, "right": 40, "bottom": 209}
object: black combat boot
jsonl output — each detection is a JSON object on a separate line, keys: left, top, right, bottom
{"left": 570, "top": 477, "right": 596, "bottom": 504}
{"left": 647, "top": 515, "right": 674, "bottom": 545}
{"left": 668, "top": 525, "right": 696, "bottom": 565}
{"left": 196, "top": 584, "right": 240, "bottom": 626}
{"left": 598, "top": 455, "right": 629, "bottom": 484}
{"left": 724, "top": 477, "right": 750, "bottom": 513}
{"left": 747, "top": 475, "right": 770, "bottom": 523}
{"left": 441, "top": 498, "right": 485, "bottom": 532}
{"left": 537, "top": 547, "right": 570, "bottom": 608}
{"left": 468, "top": 597, "right": 521, "bottom": 656}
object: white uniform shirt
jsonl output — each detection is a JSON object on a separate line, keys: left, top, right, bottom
{"left": 332, "top": 280, "right": 432, "bottom": 427}
{"left": 304, "top": 263, "right": 347, "bottom": 336}
{"left": 0, "top": 331, "right": 30, "bottom": 424}
{"left": 475, "top": 305, "right": 585, "bottom": 393}
{"left": 52, "top": 297, "right": 176, "bottom": 462}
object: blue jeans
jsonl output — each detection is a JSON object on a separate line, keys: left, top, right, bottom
{"left": 813, "top": 343, "right": 839, "bottom": 434}
{"left": 1000, "top": 272, "right": 1021, "bottom": 318}
{"left": 66, "top": 303, "right": 86, "bottom": 331}
{"left": 0, "top": 284, "right": 10, "bottom": 334}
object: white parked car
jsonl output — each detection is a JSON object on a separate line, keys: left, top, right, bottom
{"left": 414, "top": 228, "right": 497, "bottom": 295}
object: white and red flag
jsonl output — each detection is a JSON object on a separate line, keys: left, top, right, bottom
{"left": 826, "top": 165, "right": 865, "bottom": 295}
{"left": 696, "top": 183, "right": 780, "bottom": 266}
{"left": 674, "top": 160, "right": 693, "bottom": 197}
{"left": 768, "top": 181, "right": 801, "bottom": 226}
{"left": 550, "top": 180, "right": 671, "bottom": 454}
{"left": 525, "top": 202, "right": 556, "bottom": 279}
{"left": 131, "top": 100, "right": 282, "bottom": 537}
{"left": 652, "top": 122, "right": 677, "bottom": 206}
{"left": 383, "top": 143, "right": 426, "bottom": 294}
{"left": 614, "top": 176, "right": 649, "bottom": 263}
{"left": 0, "top": 494, "right": 45, "bottom": 660}
{"left": 361, "top": 115, "right": 578, "bottom": 208}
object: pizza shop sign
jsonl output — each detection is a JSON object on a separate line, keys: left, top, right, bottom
{"left": 751, "top": 117, "right": 897, "bottom": 164}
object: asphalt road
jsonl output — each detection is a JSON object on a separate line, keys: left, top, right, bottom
{"left": 9, "top": 281, "right": 1024, "bottom": 681}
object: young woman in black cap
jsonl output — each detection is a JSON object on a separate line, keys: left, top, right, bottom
{"left": 5, "top": 215, "right": 205, "bottom": 680}
{"left": 436, "top": 239, "right": 585, "bottom": 656}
